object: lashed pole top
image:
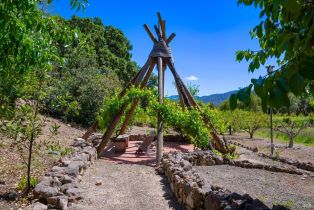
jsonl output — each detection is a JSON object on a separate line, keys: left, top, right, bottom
{"left": 144, "top": 12, "right": 175, "bottom": 58}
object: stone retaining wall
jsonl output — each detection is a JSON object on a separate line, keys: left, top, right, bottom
{"left": 228, "top": 140, "right": 314, "bottom": 172}
{"left": 257, "top": 153, "right": 314, "bottom": 172}
{"left": 160, "top": 151, "right": 271, "bottom": 210}
{"left": 24, "top": 138, "right": 96, "bottom": 210}
{"left": 160, "top": 151, "right": 307, "bottom": 210}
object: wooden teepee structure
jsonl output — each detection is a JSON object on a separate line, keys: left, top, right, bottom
{"left": 82, "top": 13, "right": 230, "bottom": 166}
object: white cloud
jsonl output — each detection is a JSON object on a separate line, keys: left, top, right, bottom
{"left": 185, "top": 75, "right": 198, "bottom": 81}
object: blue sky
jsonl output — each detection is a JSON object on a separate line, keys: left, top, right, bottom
{"left": 51, "top": 0, "right": 272, "bottom": 96}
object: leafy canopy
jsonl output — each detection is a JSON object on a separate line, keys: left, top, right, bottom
{"left": 0, "top": 0, "right": 87, "bottom": 116}
{"left": 231, "top": 0, "right": 314, "bottom": 111}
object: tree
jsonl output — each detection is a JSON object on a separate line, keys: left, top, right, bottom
{"left": 221, "top": 110, "right": 242, "bottom": 135}
{"left": 42, "top": 15, "right": 139, "bottom": 126}
{"left": 232, "top": 110, "right": 268, "bottom": 139}
{"left": 274, "top": 115, "right": 313, "bottom": 147}
{"left": 230, "top": 0, "right": 314, "bottom": 111}
{"left": 187, "top": 82, "right": 200, "bottom": 97}
{"left": 66, "top": 16, "right": 138, "bottom": 84}
{"left": 0, "top": 0, "right": 87, "bottom": 193}
{"left": 242, "top": 111, "right": 268, "bottom": 139}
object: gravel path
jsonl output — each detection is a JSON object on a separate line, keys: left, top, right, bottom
{"left": 77, "top": 160, "right": 184, "bottom": 210}
{"left": 195, "top": 165, "right": 314, "bottom": 210}
{"left": 237, "top": 147, "right": 313, "bottom": 175}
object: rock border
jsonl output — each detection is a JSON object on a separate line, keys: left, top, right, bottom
{"left": 24, "top": 138, "right": 96, "bottom": 210}
{"left": 160, "top": 151, "right": 306, "bottom": 210}
{"left": 228, "top": 140, "right": 314, "bottom": 172}
{"left": 88, "top": 133, "right": 190, "bottom": 147}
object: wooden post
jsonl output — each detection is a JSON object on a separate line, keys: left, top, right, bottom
{"left": 97, "top": 103, "right": 129, "bottom": 156}
{"left": 270, "top": 107, "right": 274, "bottom": 155}
{"left": 175, "top": 82, "right": 186, "bottom": 111}
{"left": 144, "top": 24, "right": 157, "bottom": 43}
{"left": 157, "top": 56, "right": 164, "bottom": 167}
{"left": 82, "top": 121, "right": 99, "bottom": 140}
{"left": 166, "top": 33, "right": 176, "bottom": 45}
{"left": 162, "top": 60, "right": 166, "bottom": 96}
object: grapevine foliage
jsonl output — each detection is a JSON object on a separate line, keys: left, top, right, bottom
{"left": 98, "top": 87, "right": 227, "bottom": 149}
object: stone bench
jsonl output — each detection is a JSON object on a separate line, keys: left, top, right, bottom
{"left": 113, "top": 135, "right": 129, "bottom": 153}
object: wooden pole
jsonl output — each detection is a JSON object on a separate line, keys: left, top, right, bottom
{"left": 156, "top": 57, "right": 164, "bottom": 167}
{"left": 96, "top": 59, "right": 151, "bottom": 156}
{"left": 166, "top": 60, "right": 193, "bottom": 108}
{"left": 118, "top": 62, "right": 156, "bottom": 135}
{"left": 270, "top": 107, "right": 274, "bottom": 155}
{"left": 144, "top": 24, "right": 157, "bottom": 43}
{"left": 162, "top": 20, "right": 166, "bottom": 41}
{"left": 166, "top": 33, "right": 176, "bottom": 45}
{"left": 167, "top": 59, "right": 229, "bottom": 153}
{"left": 162, "top": 60, "right": 166, "bottom": 96}
{"left": 175, "top": 82, "right": 186, "bottom": 111}
{"left": 82, "top": 121, "right": 99, "bottom": 140}
{"left": 97, "top": 103, "right": 129, "bottom": 156}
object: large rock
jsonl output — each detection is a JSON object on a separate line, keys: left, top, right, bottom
{"left": 60, "top": 175, "right": 75, "bottom": 184}
{"left": 72, "top": 138, "right": 89, "bottom": 147}
{"left": 59, "top": 157, "right": 71, "bottom": 166}
{"left": 64, "top": 162, "right": 81, "bottom": 177}
{"left": 65, "top": 187, "right": 84, "bottom": 202}
{"left": 81, "top": 147, "right": 97, "bottom": 161}
{"left": 60, "top": 183, "right": 79, "bottom": 194}
{"left": 34, "top": 185, "right": 59, "bottom": 199}
{"left": 47, "top": 196, "right": 68, "bottom": 210}
{"left": 71, "top": 153, "right": 89, "bottom": 162}
{"left": 33, "top": 177, "right": 60, "bottom": 199}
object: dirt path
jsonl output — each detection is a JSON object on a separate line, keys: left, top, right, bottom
{"left": 195, "top": 165, "right": 314, "bottom": 210}
{"left": 77, "top": 160, "right": 184, "bottom": 210}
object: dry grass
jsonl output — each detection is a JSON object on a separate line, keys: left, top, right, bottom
{"left": 0, "top": 115, "right": 85, "bottom": 209}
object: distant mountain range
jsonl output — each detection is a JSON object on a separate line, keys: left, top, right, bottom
{"left": 167, "top": 90, "right": 237, "bottom": 106}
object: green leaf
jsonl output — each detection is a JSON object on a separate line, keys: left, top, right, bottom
{"left": 269, "top": 88, "right": 290, "bottom": 108}
{"left": 282, "top": 0, "right": 301, "bottom": 14}
{"left": 238, "top": 84, "right": 252, "bottom": 104}
{"left": 261, "top": 96, "right": 268, "bottom": 112}
{"left": 288, "top": 73, "right": 305, "bottom": 95}
{"left": 229, "top": 93, "right": 238, "bottom": 110}
{"left": 256, "top": 24, "right": 263, "bottom": 38}
{"left": 236, "top": 51, "right": 245, "bottom": 61}
{"left": 278, "top": 77, "right": 289, "bottom": 92}
{"left": 251, "top": 76, "right": 264, "bottom": 97}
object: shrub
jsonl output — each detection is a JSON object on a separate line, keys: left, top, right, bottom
{"left": 17, "top": 176, "right": 38, "bottom": 192}
{"left": 98, "top": 87, "right": 227, "bottom": 149}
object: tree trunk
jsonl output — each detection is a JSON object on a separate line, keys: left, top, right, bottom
{"left": 288, "top": 136, "right": 294, "bottom": 148}
{"left": 26, "top": 137, "right": 34, "bottom": 193}
{"left": 249, "top": 132, "right": 253, "bottom": 139}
